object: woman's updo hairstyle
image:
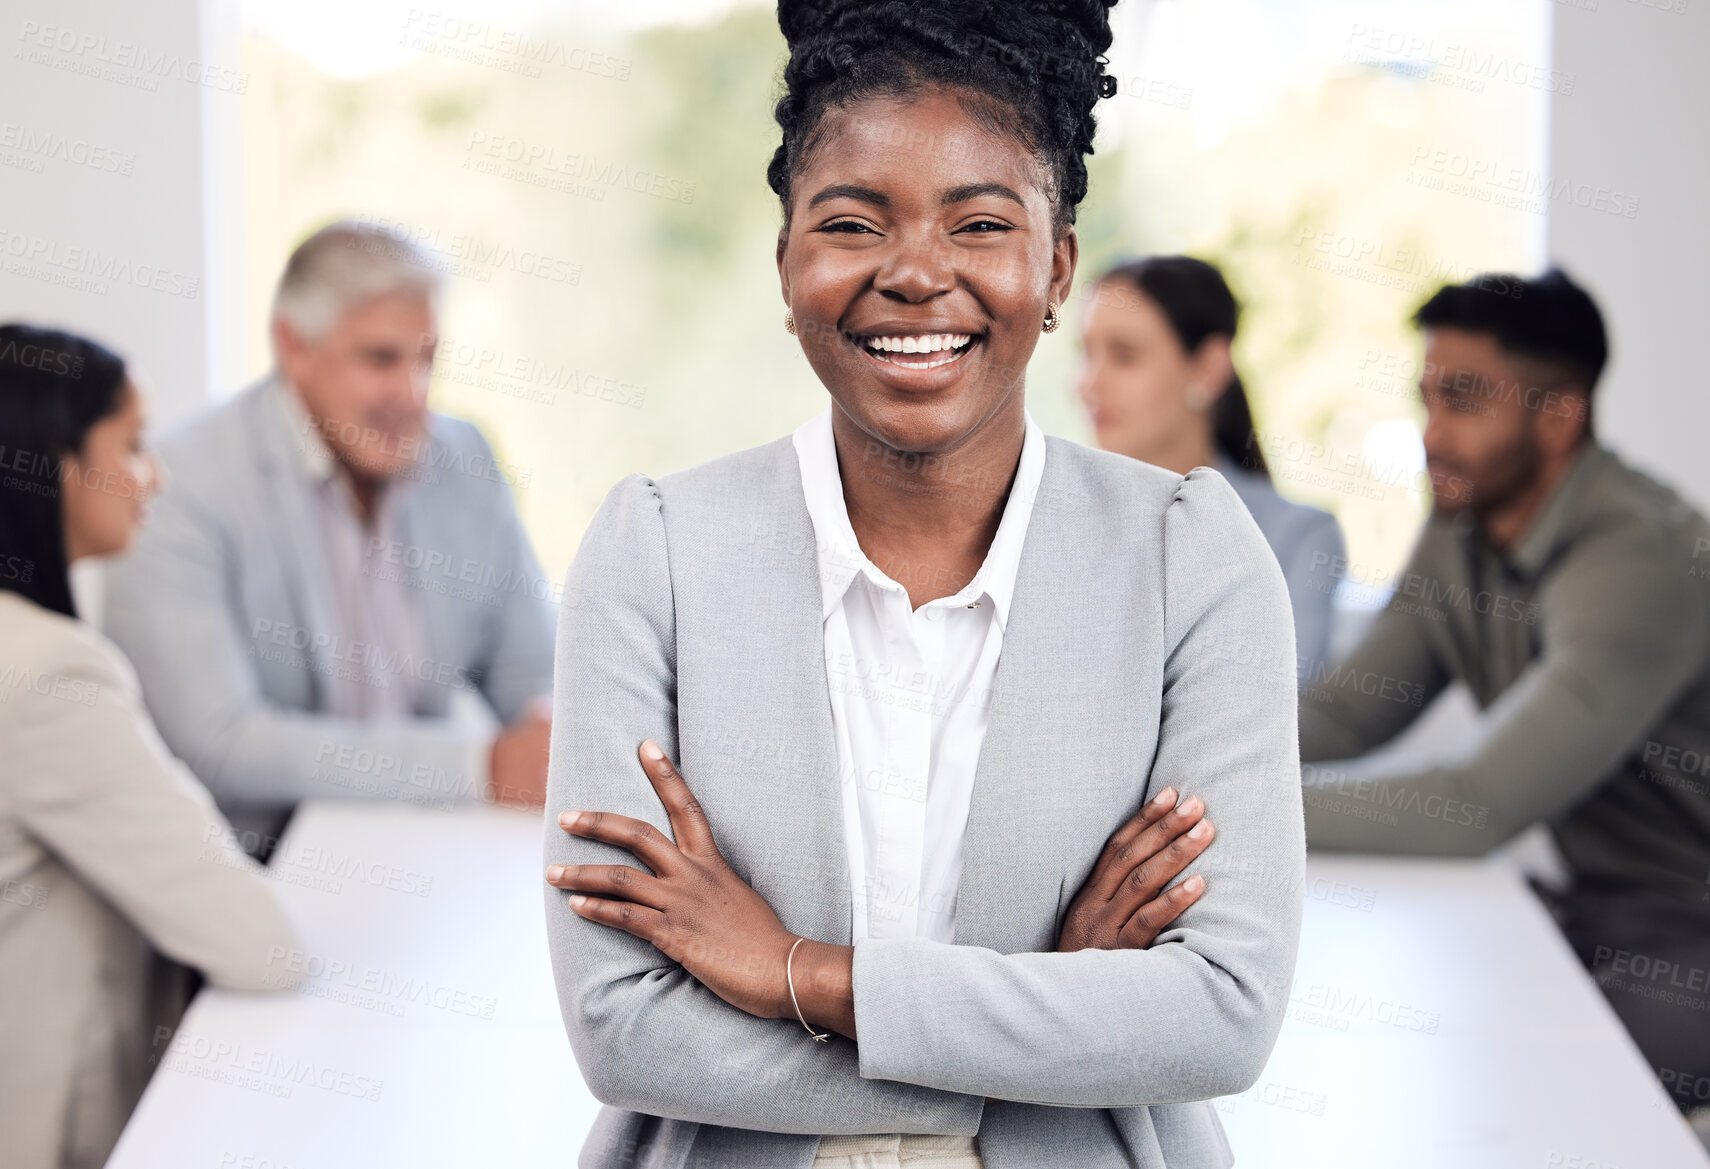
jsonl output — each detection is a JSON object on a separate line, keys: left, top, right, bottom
{"left": 769, "top": 0, "right": 1122, "bottom": 235}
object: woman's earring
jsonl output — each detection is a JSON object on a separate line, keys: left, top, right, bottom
{"left": 784, "top": 308, "right": 797, "bottom": 336}
{"left": 1042, "top": 301, "right": 1060, "bottom": 334}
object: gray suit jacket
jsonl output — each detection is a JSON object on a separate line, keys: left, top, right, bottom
{"left": 544, "top": 433, "right": 1306, "bottom": 1169}
{"left": 1216, "top": 456, "right": 1345, "bottom": 678}
{"left": 101, "top": 375, "right": 557, "bottom": 852}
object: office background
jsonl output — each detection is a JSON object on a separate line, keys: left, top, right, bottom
{"left": 9, "top": 0, "right": 1699, "bottom": 603}
{"left": 5, "top": 0, "right": 1710, "bottom": 1164}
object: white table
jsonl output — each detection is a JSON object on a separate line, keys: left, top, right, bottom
{"left": 106, "top": 801, "right": 598, "bottom": 1167}
{"left": 106, "top": 802, "right": 1710, "bottom": 1168}
{"left": 1213, "top": 854, "right": 1710, "bottom": 1168}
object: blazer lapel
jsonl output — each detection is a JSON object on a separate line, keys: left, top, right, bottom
{"left": 690, "top": 437, "right": 854, "bottom": 949}
{"left": 952, "top": 439, "right": 1097, "bottom": 954}
{"left": 704, "top": 435, "right": 1115, "bottom": 958}
{"left": 771, "top": 517, "right": 854, "bottom": 949}
{"left": 247, "top": 376, "right": 344, "bottom": 709}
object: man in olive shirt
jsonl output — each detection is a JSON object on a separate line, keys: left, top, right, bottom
{"left": 1299, "top": 268, "right": 1710, "bottom": 1121}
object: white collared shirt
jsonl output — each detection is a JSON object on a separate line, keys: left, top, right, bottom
{"left": 792, "top": 407, "right": 1045, "bottom": 944}
{"left": 273, "top": 379, "right": 429, "bottom": 720}
{"left": 272, "top": 378, "right": 494, "bottom": 794}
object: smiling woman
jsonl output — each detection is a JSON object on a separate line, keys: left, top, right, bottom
{"left": 541, "top": 3, "right": 1306, "bottom": 1168}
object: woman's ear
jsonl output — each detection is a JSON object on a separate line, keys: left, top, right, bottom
{"left": 1191, "top": 336, "right": 1235, "bottom": 404}
{"left": 776, "top": 228, "right": 790, "bottom": 306}
{"left": 1049, "top": 227, "right": 1080, "bottom": 312}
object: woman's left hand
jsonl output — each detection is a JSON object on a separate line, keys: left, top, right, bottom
{"left": 545, "top": 739, "right": 799, "bottom": 1022}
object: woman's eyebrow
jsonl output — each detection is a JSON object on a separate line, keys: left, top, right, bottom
{"left": 804, "top": 181, "right": 1027, "bottom": 210}
{"left": 942, "top": 181, "right": 1026, "bottom": 208}
{"left": 807, "top": 183, "right": 890, "bottom": 209}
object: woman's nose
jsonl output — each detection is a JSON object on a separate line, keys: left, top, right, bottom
{"left": 143, "top": 452, "right": 168, "bottom": 499}
{"left": 873, "top": 236, "right": 956, "bottom": 302}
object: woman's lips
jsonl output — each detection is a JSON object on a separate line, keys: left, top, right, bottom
{"left": 855, "top": 333, "right": 983, "bottom": 372}
{"left": 866, "top": 343, "right": 976, "bottom": 370}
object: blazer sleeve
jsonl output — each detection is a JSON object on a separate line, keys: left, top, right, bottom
{"left": 458, "top": 425, "right": 557, "bottom": 725}
{"left": 3, "top": 627, "right": 302, "bottom": 990}
{"left": 1297, "top": 531, "right": 1452, "bottom": 764}
{"left": 848, "top": 467, "right": 1307, "bottom": 1107}
{"left": 1301, "top": 526, "right": 1709, "bottom": 854}
{"left": 1282, "top": 508, "right": 1345, "bottom": 680}
{"left": 542, "top": 474, "right": 987, "bottom": 1135}
{"left": 100, "top": 471, "right": 488, "bottom": 811}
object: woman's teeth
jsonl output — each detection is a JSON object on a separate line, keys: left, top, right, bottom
{"left": 862, "top": 333, "right": 975, "bottom": 368}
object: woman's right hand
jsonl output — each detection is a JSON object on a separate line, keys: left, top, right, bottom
{"left": 1056, "top": 787, "right": 1215, "bottom": 953}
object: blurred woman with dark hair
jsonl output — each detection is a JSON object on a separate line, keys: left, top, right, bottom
{"left": 0, "top": 324, "right": 299, "bottom": 1169}
{"left": 1078, "top": 256, "right": 1347, "bottom": 674}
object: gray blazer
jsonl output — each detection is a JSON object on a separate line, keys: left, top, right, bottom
{"left": 544, "top": 432, "right": 1306, "bottom": 1169}
{"left": 0, "top": 591, "right": 299, "bottom": 1169}
{"left": 101, "top": 375, "right": 557, "bottom": 851}
{"left": 1216, "top": 456, "right": 1345, "bottom": 677}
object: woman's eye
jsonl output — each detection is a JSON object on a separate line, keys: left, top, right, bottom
{"left": 819, "top": 221, "right": 875, "bottom": 234}
{"left": 958, "top": 220, "right": 1013, "bottom": 234}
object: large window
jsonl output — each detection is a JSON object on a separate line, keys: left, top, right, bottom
{"left": 238, "top": 0, "right": 1547, "bottom": 592}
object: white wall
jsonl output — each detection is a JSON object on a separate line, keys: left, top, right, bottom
{"left": 6, "top": 0, "right": 1704, "bottom": 481}
{"left": 1548, "top": 0, "right": 1710, "bottom": 512}
{"left": 0, "top": 0, "right": 242, "bottom": 426}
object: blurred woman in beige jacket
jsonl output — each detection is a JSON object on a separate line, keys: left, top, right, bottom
{"left": 0, "top": 324, "right": 301, "bottom": 1169}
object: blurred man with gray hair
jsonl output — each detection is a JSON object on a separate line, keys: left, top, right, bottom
{"left": 103, "top": 220, "right": 557, "bottom": 859}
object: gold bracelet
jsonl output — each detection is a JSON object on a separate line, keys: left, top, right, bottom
{"left": 787, "top": 936, "right": 832, "bottom": 1042}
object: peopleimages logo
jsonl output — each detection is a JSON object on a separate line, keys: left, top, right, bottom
{"left": 353, "top": 214, "right": 581, "bottom": 287}
{"left": 14, "top": 20, "right": 248, "bottom": 93}
{"left": 0, "top": 123, "right": 136, "bottom": 175}
{"left": 1340, "top": 25, "right": 1576, "bottom": 95}
{"left": 0, "top": 229, "right": 201, "bottom": 299}
{"left": 1293, "top": 227, "right": 1524, "bottom": 299}
{"left": 0, "top": 664, "right": 101, "bottom": 706}
{"left": 462, "top": 132, "right": 697, "bottom": 204}
{"left": 1406, "top": 147, "right": 1641, "bottom": 220}
{"left": 0, "top": 335, "right": 86, "bottom": 375}
{"left": 398, "top": 10, "right": 632, "bottom": 81}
